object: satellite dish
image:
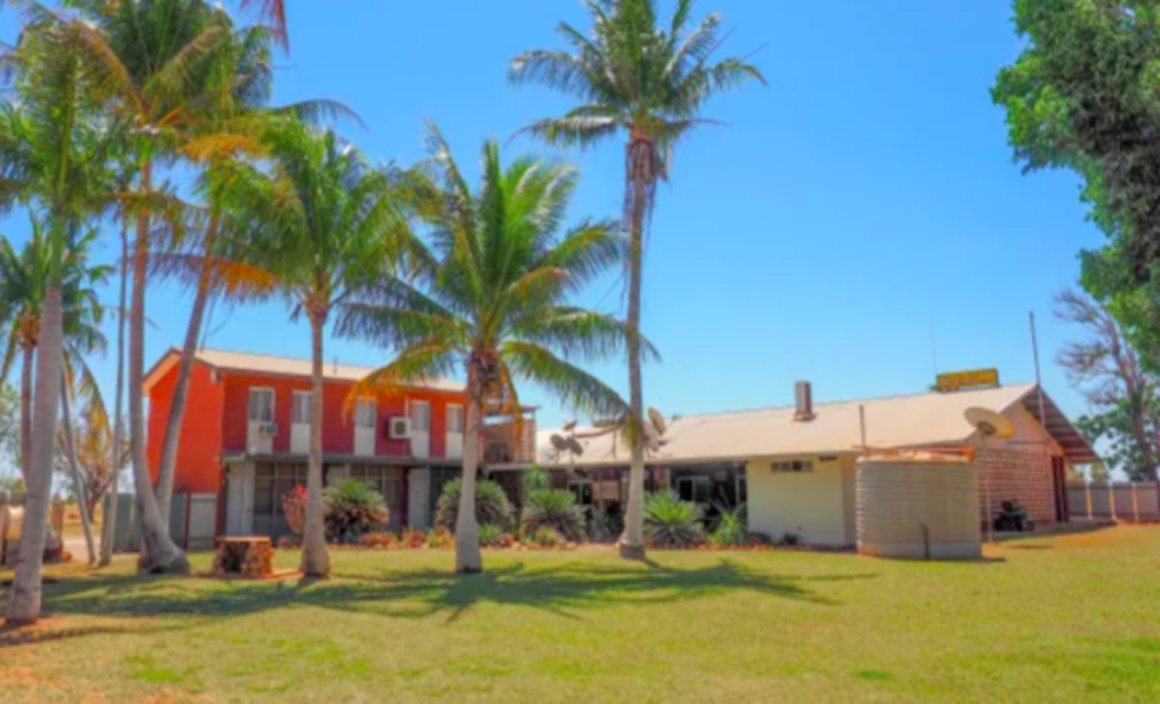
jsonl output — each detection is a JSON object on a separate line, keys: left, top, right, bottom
{"left": 563, "top": 420, "right": 578, "bottom": 432}
{"left": 566, "top": 436, "right": 584, "bottom": 456}
{"left": 648, "top": 407, "right": 667, "bottom": 436}
{"left": 550, "top": 434, "right": 570, "bottom": 451}
{"left": 965, "top": 407, "right": 1015, "bottom": 439}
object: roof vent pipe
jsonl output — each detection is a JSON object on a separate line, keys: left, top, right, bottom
{"left": 795, "top": 381, "right": 816, "bottom": 422}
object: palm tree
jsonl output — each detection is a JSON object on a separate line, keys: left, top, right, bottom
{"left": 69, "top": 0, "right": 265, "bottom": 573}
{"left": 0, "top": 221, "right": 109, "bottom": 475}
{"left": 149, "top": 21, "right": 290, "bottom": 528}
{"left": 226, "top": 120, "right": 414, "bottom": 578}
{"left": 338, "top": 126, "right": 641, "bottom": 574}
{"left": 0, "top": 11, "right": 119, "bottom": 624}
{"left": 511, "top": 0, "right": 764, "bottom": 559}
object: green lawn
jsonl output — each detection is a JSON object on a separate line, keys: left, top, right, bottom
{"left": 2, "top": 527, "right": 1159, "bottom": 702}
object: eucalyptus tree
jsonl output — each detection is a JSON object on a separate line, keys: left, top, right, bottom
{"left": 0, "top": 9, "right": 119, "bottom": 623}
{"left": 511, "top": 0, "right": 764, "bottom": 558}
{"left": 338, "top": 126, "right": 638, "bottom": 573}
{"left": 226, "top": 120, "right": 415, "bottom": 578}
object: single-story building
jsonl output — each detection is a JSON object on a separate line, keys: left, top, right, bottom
{"left": 491, "top": 382, "right": 1096, "bottom": 547}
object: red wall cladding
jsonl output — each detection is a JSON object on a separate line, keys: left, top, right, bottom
{"left": 221, "top": 373, "right": 461, "bottom": 458}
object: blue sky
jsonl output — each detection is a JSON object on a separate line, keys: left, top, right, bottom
{"left": 0, "top": 1, "right": 1104, "bottom": 436}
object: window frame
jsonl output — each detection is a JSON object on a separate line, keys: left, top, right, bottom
{"left": 291, "top": 390, "right": 311, "bottom": 426}
{"left": 248, "top": 387, "right": 275, "bottom": 423}
{"left": 446, "top": 404, "right": 465, "bottom": 434}
{"left": 354, "top": 399, "right": 377, "bottom": 429}
{"left": 411, "top": 400, "right": 432, "bottom": 433}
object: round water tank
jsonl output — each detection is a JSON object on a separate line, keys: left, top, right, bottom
{"left": 857, "top": 453, "right": 981, "bottom": 560}
{"left": 1, "top": 505, "right": 23, "bottom": 541}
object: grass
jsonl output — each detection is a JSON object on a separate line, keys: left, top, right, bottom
{"left": 0, "top": 526, "right": 1159, "bottom": 702}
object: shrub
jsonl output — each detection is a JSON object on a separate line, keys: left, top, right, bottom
{"left": 478, "top": 524, "right": 508, "bottom": 548}
{"left": 529, "top": 526, "right": 567, "bottom": 549}
{"left": 522, "top": 489, "right": 586, "bottom": 543}
{"left": 777, "top": 531, "right": 801, "bottom": 547}
{"left": 520, "top": 465, "right": 552, "bottom": 499}
{"left": 427, "top": 527, "right": 454, "bottom": 550}
{"left": 593, "top": 507, "right": 624, "bottom": 541}
{"left": 401, "top": 528, "right": 427, "bottom": 549}
{"left": 644, "top": 491, "right": 706, "bottom": 548}
{"left": 323, "top": 479, "right": 389, "bottom": 544}
{"left": 708, "top": 504, "right": 748, "bottom": 547}
{"left": 358, "top": 532, "right": 399, "bottom": 550}
{"left": 436, "top": 479, "right": 513, "bottom": 533}
{"left": 282, "top": 485, "right": 308, "bottom": 536}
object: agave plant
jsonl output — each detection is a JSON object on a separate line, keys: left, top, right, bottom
{"left": 322, "top": 479, "right": 389, "bottom": 544}
{"left": 436, "top": 479, "right": 514, "bottom": 534}
{"left": 708, "top": 503, "right": 748, "bottom": 547}
{"left": 522, "top": 488, "right": 587, "bottom": 543}
{"left": 644, "top": 491, "right": 705, "bottom": 549}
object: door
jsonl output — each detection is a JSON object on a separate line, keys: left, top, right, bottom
{"left": 226, "top": 463, "right": 255, "bottom": 536}
{"left": 290, "top": 391, "right": 310, "bottom": 455}
{"left": 408, "top": 467, "right": 431, "bottom": 529}
{"left": 1052, "top": 456, "right": 1069, "bottom": 523}
{"left": 247, "top": 388, "right": 274, "bottom": 454}
{"left": 354, "top": 400, "right": 377, "bottom": 457}
{"left": 411, "top": 400, "right": 431, "bottom": 459}
{"left": 445, "top": 404, "right": 464, "bottom": 459}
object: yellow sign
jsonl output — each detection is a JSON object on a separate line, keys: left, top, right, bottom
{"left": 937, "top": 369, "right": 999, "bottom": 393}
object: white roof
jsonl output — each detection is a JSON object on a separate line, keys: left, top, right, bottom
{"left": 143, "top": 348, "right": 464, "bottom": 394}
{"left": 533, "top": 383, "right": 1095, "bottom": 467}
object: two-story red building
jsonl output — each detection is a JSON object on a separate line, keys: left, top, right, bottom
{"left": 143, "top": 348, "right": 534, "bottom": 540}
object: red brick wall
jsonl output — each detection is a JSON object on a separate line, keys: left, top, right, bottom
{"left": 220, "top": 373, "right": 462, "bottom": 458}
{"left": 147, "top": 362, "right": 225, "bottom": 494}
{"left": 976, "top": 449, "right": 1059, "bottom": 526}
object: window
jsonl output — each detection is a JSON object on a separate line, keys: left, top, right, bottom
{"left": 677, "top": 476, "right": 712, "bottom": 504}
{"left": 771, "top": 460, "right": 814, "bottom": 473}
{"left": 447, "top": 405, "right": 465, "bottom": 434}
{"left": 292, "top": 391, "right": 311, "bottom": 425}
{"left": 248, "top": 388, "right": 274, "bottom": 423}
{"left": 569, "top": 480, "right": 593, "bottom": 506}
{"left": 411, "top": 401, "right": 431, "bottom": 432}
{"left": 355, "top": 400, "right": 377, "bottom": 429}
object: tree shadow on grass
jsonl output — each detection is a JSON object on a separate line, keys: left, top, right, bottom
{"left": 33, "top": 558, "right": 878, "bottom": 625}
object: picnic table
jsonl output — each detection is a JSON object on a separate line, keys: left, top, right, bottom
{"left": 212, "top": 536, "right": 274, "bottom": 578}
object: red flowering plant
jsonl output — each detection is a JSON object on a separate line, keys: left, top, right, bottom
{"left": 282, "top": 485, "right": 309, "bottom": 536}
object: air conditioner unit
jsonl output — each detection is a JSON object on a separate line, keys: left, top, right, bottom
{"left": 258, "top": 422, "right": 279, "bottom": 437}
{"left": 387, "top": 417, "right": 412, "bottom": 440}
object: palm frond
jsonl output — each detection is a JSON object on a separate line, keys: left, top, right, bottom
{"left": 502, "top": 340, "right": 627, "bottom": 419}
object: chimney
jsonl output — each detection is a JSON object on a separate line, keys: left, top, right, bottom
{"left": 794, "top": 381, "right": 815, "bottom": 422}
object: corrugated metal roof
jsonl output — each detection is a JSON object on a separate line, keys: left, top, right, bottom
{"left": 531, "top": 384, "right": 1097, "bottom": 468}
{"left": 143, "top": 347, "right": 464, "bottom": 393}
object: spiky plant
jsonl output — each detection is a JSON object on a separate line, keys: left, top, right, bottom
{"left": 512, "top": 0, "right": 765, "bottom": 560}
{"left": 522, "top": 488, "right": 587, "bottom": 543}
{"left": 436, "top": 479, "right": 514, "bottom": 534}
{"left": 644, "top": 491, "right": 705, "bottom": 548}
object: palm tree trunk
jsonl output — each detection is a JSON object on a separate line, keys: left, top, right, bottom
{"left": 100, "top": 222, "right": 129, "bottom": 567}
{"left": 300, "top": 314, "right": 331, "bottom": 578}
{"left": 155, "top": 214, "right": 219, "bottom": 525}
{"left": 128, "top": 163, "right": 189, "bottom": 574}
{"left": 7, "top": 285, "right": 64, "bottom": 624}
{"left": 19, "top": 343, "right": 32, "bottom": 483}
{"left": 456, "top": 382, "right": 483, "bottom": 573}
{"left": 60, "top": 372, "right": 96, "bottom": 566}
{"left": 620, "top": 172, "right": 648, "bottom": 561}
